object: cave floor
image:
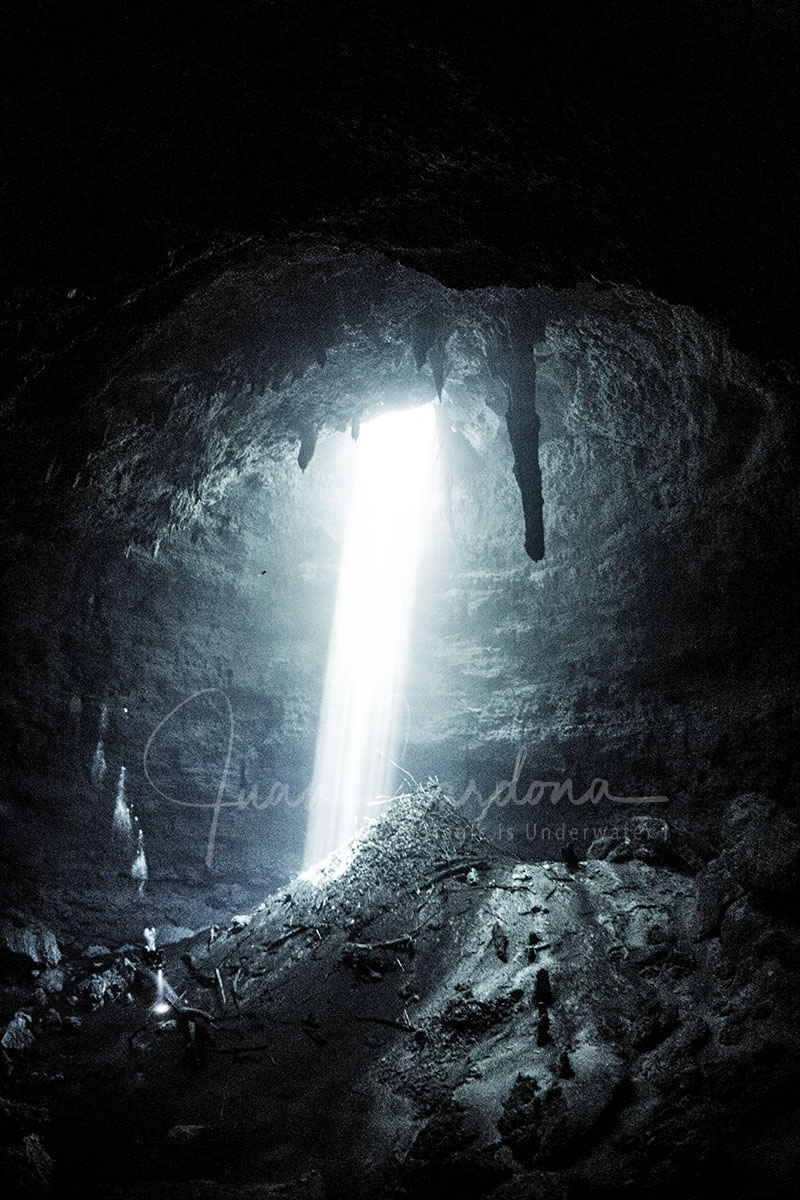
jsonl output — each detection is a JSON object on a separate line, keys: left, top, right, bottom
{"left": 3, "top": 792, "right": 800, "bottom": 1199}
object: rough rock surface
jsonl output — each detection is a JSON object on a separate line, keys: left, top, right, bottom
{"left": 1, "top": 259, "right": 797, "bottom": 943}
{"left": 2, "top": 1012, "right": 36, "bottom": 1053}
{"left": 0, "top": 921, "right": 61, "bottom": 972}
{"left": 1, "top": 8, "right": 797, "bottom": 1191}
{"left": 2, "top": 791, "right": 797, "bottom": 1198}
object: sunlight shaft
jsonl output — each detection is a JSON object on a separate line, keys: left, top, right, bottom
{"left": 305, "top": 404, "right": 436, "bottom": 865}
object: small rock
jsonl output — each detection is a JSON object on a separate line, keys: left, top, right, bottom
{"left": 84, "top": 944, "right": 112, "bottom": 958}
{"left": 466, "top": 868, "right": 480, "bottom": 885}
{"left": 63, "top": 1016, "right": 82, "bottom": 1033}
{"left": 39, "top": 968, "right": 65, "bottom": 994}
{"left": 230, "top": 914, "right": 252, "bottom": 931}
{"left": 587, "top": 835, "right": 617, "bottom": 861}
{"left": 76, "top": 975, "right": 108, "bottom": 1009}
{"left": 2, "top": 1012, "right": 35, "bottom": 1052}
{"left": 42, "top": 1009, "right": 62, "bottom": 1027}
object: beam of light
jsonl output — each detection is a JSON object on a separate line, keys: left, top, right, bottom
{"left": 304, "top": 403, "right": 437, "bottom": 867}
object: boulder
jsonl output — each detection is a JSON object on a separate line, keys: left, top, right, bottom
{"left": 587, "top": 817, "right": 705, "bottom": 873}
{"left": 692, "top": 856, "right": 743, "bottom": 941}
{"left": 721, "top": 793, "right": 800, "bottom": 896}
{"left": 721, "top": 792, "right": 776, "bottom": 846}
{"left": 0, "top": 919, "right": 60, "bottom": 971}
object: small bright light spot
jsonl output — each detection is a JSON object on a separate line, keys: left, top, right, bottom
{"left": 305, "top": 404, "right": 438, "bottom": 865}
{"left": 151, "top": 963, "right": 169, "bottom": 1014}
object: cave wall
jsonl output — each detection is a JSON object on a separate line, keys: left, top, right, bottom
{"left": 1, "top": 252, "right": 796, "bottom": 942}
{"left": 403, "top": 291, "right": 799, "bottom": 840}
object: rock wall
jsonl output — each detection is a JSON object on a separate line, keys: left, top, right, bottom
{"left": 1, "top": 257, "right": 796, "bottom": 943}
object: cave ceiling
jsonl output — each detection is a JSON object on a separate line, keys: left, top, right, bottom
{"left": 5, "top": 3, "right": 797, "bottom": 553}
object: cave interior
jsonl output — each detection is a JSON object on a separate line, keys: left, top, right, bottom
{"left": 1, "top": 4, "right": 799, "bottom": 1199}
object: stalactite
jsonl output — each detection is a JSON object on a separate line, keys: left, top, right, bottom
{"left": 411, "top": 306, "right": 448, "bottom": 398}
{"left": 503, "top": 305, "right": 546, "bottom": 561}
{"left": 298, "top": 426, "right": 318, "bottom": 471}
